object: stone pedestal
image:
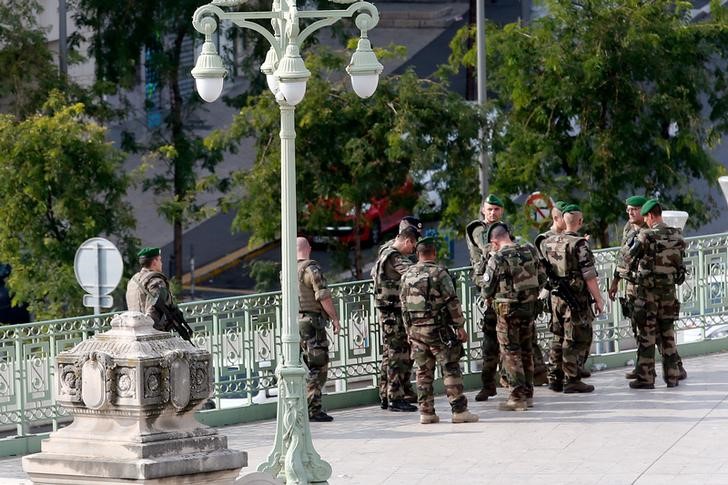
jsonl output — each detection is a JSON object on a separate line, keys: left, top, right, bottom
{"left": 22, "top": 311, "right": 246, "bottom": 484}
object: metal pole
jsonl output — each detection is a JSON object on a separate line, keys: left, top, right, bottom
{"left": 476, "top": 0, "right": 488, "bottom": 199}
{"left": 58, "top": 0, "right": 68, "bottom": 76}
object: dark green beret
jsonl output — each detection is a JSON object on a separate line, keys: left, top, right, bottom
{"left": 563, "top": 204, "right": 581, "bottom": 214}
{"left": 640, "top": 199, "right": 660, "bottom": 216}
{"left": 554, "top": 201, "right": 568, "bottom": 212}
{"left": 625, "top": 195, "right": 648, "bottom": 207}
{"left": 416, "top": 236, "right": 436, "bottom": 249}
{"left": 137, "top": 247, "right": 161, "bottom": 258}
{"left": 484, "top": 194, "right": 504, "bottom": 207}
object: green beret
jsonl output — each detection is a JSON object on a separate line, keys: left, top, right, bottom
{"left": 416, "top": 236, "right": 436, "bottom": 250}
{"left": 625, "top": 195, "right": 648, "bottom": 207}
{"left": 484, "top": 194, "right": 504, "bottom": 207}
{"left": 137, "top": 247, "right": 161, "bottom": 258}
{"left": 640, "top": 199, "right": 660, "bottom": 216}
{"left": 554, "top": 201, "right": 568, "bottom": 212}
{"left": 563, "top": 204, "right": 581, "bottom": 214}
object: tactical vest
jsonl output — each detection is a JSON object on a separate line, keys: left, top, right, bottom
{"left": 126, "top": 269, "right": 167, "bottom": 313}
{"left": 635, "top": 225, "right": 684, "bottom": 288}
{"left": 371, "top": 246, "right": 404, "bottom": 308}
{"left": 298, "top": 260, "right": 323, "bottom": 314}
{"left": 491, "top": 244, "right": 541, "bottom": 302}
{"left": 541, "top": 233, "right": 584, "bottom": 280}
{"left": 615, "top": 223, "right": 640, "bottom": 282}
{"left": 400, "top": 263, "right": 437, "bottom": 321}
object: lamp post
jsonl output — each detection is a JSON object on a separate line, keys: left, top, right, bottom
{"left": 191, "top": 1, "right": 382, "bottom": 483}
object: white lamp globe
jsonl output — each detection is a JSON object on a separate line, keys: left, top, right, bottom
{"left": 278, "top": 80, "right": 307, "bottom": 106}
{"left": 662, "top": 210, "right": 689, "bottom": 230}
{"left": 266, "top": 75, "right": 280, "bottom": 93}
{"left": 195, "top": 77, "right": 224, "bottom": 103}
{"left": 350, "top": 73, "right": 379, "bottom": 99}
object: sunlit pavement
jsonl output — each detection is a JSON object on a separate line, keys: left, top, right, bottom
{"left": 2, "top": 352, "right": 728, "bottom": 484}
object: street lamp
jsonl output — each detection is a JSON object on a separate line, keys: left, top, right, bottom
{"left": 192, "top": 1, "right": 382, "bottom": 483}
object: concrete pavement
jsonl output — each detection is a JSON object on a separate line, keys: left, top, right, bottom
{"left": 2, "top": 352, "right": 728, "bottom": 484}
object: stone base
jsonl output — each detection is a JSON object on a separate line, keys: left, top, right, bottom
{"left": 23, "top": 448, "right": 246, "bottom": 484}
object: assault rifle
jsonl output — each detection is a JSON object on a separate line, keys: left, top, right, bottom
{"left": 534, "top": 235, "right": 584, "bottom": 313}
{"left": 154, "top": 288, "right": 195, "bottom": 344}
{"left": 436, "top": 304, "right": 465, "bottom": 358}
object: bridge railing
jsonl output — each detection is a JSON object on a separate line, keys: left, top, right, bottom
{"left": 1, "top": 232, "right": 727, "bottom": 439}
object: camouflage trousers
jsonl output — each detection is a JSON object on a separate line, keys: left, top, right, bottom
{"left": 299, "top": 312, "right": 330, "bottom": 416}
{"left": 633, "top": 286, "right": 680, "bottom": 385}
{"left": 377, "top": 308, "right": 414, "bottom": 401}
{"left": 626, "top": 282, "right": 683, "bottom": 374}
{"left": 547, "top": 296, "right": 593, "bottom": 381}
{"left": 409, "top": 326, "right": 467, "bottom": 415}
{"left": 480, "top": 306, "right": 499, "bottom": 388}
{"left": 495, "top": 302, "right": 535, "bottom": 400}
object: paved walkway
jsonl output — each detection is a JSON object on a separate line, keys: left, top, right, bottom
{"left": 2, "top": 353, "right": 728, "bottom": 484}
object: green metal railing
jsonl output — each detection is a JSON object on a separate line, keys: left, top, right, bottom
{"left": 1, "top": 232, "right": 727, "bottom": 441}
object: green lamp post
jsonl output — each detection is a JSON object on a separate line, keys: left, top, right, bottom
{"left": 192, "top": 1, "right": 382, "bottom": 483}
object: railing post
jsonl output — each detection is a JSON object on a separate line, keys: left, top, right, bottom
{"left": 49, "top": 324, "right": 59, "bottom": 432}
{"left": 211, "top": 303, "right": 222, "bottom": 408}
{"left": 14, "top": 328, "right": 27, "bottom": 437}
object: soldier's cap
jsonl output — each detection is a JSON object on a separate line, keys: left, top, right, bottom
{"left": 625, "top": 195, "right": 648, "bottom": 207}
{"left": 415, "top": 236, "right": 436, "bottom": 250}
{"left": 137, "top": 247, "right": 161, "bottom": 258}
{"left": 486, "top": 222, "right": 511, "bottom": 242}
{"left": 483, "top": 194, "right": 504, "bottom": 207}
{"left": 554, "top": 200, "right": 569, "bottom": 212}
{"left": 399, "top": 216, "right": 423, "bottom": 234}
{"left": 640, "top": 199, "right": 661, "bottom": 216}
{"left": 562, "top": 204, "right": 581, "bottom": 214}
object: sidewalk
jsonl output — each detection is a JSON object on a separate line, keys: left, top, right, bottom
{"left": 2, "top": 352, "right": 728, "bottom": 484}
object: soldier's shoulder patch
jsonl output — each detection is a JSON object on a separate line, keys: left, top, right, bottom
{"left": 483, "top": 272, "right": 491, "bottom": 283}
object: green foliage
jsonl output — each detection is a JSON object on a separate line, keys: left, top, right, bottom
{"left": 247, "top": 260, "right": 281, "bottom": 292}
{"left": 209, "top": 46, "right": 482, "bottom": 278}
{"left": 448, "top": 0, "right": 728, "bottom": 245}
{"left": 0, "top": 93, "right": 138, "bottom": 319}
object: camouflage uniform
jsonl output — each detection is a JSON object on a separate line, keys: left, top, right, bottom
{"left": 541, "top": 231, "right": 597, "bottom": 382}
{"left": 482, "top": 243, "right": 545, "bottom": 402}
{"left": 126, "top": 268, "right": 173, "bottom": 330}
{"left": 298, "top": 259, "right": 332, "bottom": 416}
{"left": 372, "top": 243, "right": 415, "bottom": 403}
{"left": 400, "top": 261, "right": 468, "bottom": 416}
{"left": 623, "top": 223, "right": 685, "bottom": 385}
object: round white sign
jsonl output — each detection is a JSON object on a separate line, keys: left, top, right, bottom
{"left": 74, "top": 237, "right": 123, "bottom": 299}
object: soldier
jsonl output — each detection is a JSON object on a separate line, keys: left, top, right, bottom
{"left": 482, "top": 223, "right": 546, "bottom": 411}
{"left": 126, "top": 247, "right": 174, "bottom": 331}
{"left": 540, "top": 205, "right": 605, "bottom": 393}
{"left": 621, "top": 200, "right": 685, "bottom": 389}
{"left": 400, "top": 237, "right": 479, "bottom": 424}
{"left": 468, "top": 195, "right": 548, "bottom": 402}
{"left": 608, "top": 196, "right": 687, "bottom": 381}
{"left": 297, "top": 237, "right": 341, "bottom": 422}
{"left": 371, "top": 226, "right": 420, "bottom": 412}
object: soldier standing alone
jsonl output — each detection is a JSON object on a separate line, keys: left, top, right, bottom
{"left": 297, "top": 237, "right": 341, "bottom": 422}
{"left": 126, "top": 247, "right": 175, "bottom": 331}
{"left": 482, "top": 223, "right": 546, "bottom": 411}
{"left": 400, "top": 237, "right": 479, "bottom": 424}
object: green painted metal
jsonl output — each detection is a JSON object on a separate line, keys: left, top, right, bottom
{"left": 0, "top": 231, "right": 726, "bottom": 458}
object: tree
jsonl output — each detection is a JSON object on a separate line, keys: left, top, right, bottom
{"left": 448, "top": 0, "right": 728, "bottom": 245}
{"left": 210, "top": 46, "right": 482, "bottom": 278}
{"left": 0, "top": 93, "right": 138, "bottom": 319}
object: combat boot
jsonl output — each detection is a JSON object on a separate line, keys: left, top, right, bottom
{"left": 563, "top": 378, "right": 594, "bottom": 393}
{"left": 403, "top": 393, "right": 418, "bottom": 404}
{"left": 666, "top": 381, "right": 679, "bottom": 388}
{"left": 629, "top": 379, "right": 655, "bottom": 390}
{"left": 498, "top": 398, "right": 528, "bottom": 411}
{"left": 625, "top": 369, "right": 638, "bottom": 380}
{"left": 678, "top": 363, "right": 688, "bottom": 381}
{"left": 420, "top": 414, "right": 440, "bottom": 424}
{"left": 534, "top": 373, "right": 549, "bottom": 386}
{"left": 380, "top": 397, "right": 388, "bottom": 410}
{"left": 475, "top": 386, "right": 497, "bottom": 402}
{"left": 389, "top": 399, "right": 417, "bottom": 412}
{"left": 579, "top": 368, "right": 592, "bottom": 379}
{"left": 309, "top": 411, "right": 334, "bottom": 422}
{"left": 452, "top": 410, "right": 480, "bottom": 423}
{"left": 548, "top": 379, "right": 563, "bottom": 392}
{"left": 526, "top": 398, "right": 534, "bottom": 408}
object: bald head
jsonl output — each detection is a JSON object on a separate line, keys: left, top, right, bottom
{"left": 297, "top": 237, "right": 312, "bottom": 259}
{"left": 563, "top": 211, "right": 583, "bottom": 232}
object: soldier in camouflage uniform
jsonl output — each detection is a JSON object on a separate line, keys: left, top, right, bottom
{"left": 372, "top": 226, "right": 420, "bottom": 412}
{"left": 400, "top": 237, "right": 479, "bottom": 424}
{"left": 608, "top": 196, "right": 687, "bottom": 381}
{"left": 621, "top": 200, "right": 685, "bottom": 389}
{"left": 541, "top": 205, "right": 605, "bottom": 393}
{"left": 482, "top": 224, "right": 546, "bottom": 411}
{"left": 126, "top": 247, "right": 174, "bottom": 330}
{"left": 297, "top": 237, "right": 341, "bottom": 422}
{"left": 468, "top": 195, "right": 548, "bottom": 402}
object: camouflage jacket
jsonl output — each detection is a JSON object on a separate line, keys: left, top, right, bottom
{"left": 371, "top": 243, "right": 413, "bottom": 309}
{"left": 482, "top": 243, "right": 546, "bottom": 304}
{"left": 298, "top": 259, "right": 331, "bottom": 315}
{"left": 400, "top": 261, "right": 465, "bottom": 328}
{"left": 467, "top": 220, "right": 513, "bottom": 289}
{"left": 541, "top": 231, "right": 598, "bottom": 302}
{"left": 613, "top": 221, "right": 647, "bottom": 282}
{"left": 624, "top": 222, "right": 686, "bottom": 288}
{"left": 126, "top": 268, "right": 172, "bottom": 326}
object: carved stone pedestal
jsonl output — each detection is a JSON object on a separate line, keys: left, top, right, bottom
{"left": 22, "top": 311, "right": 246, "bottom": 484}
